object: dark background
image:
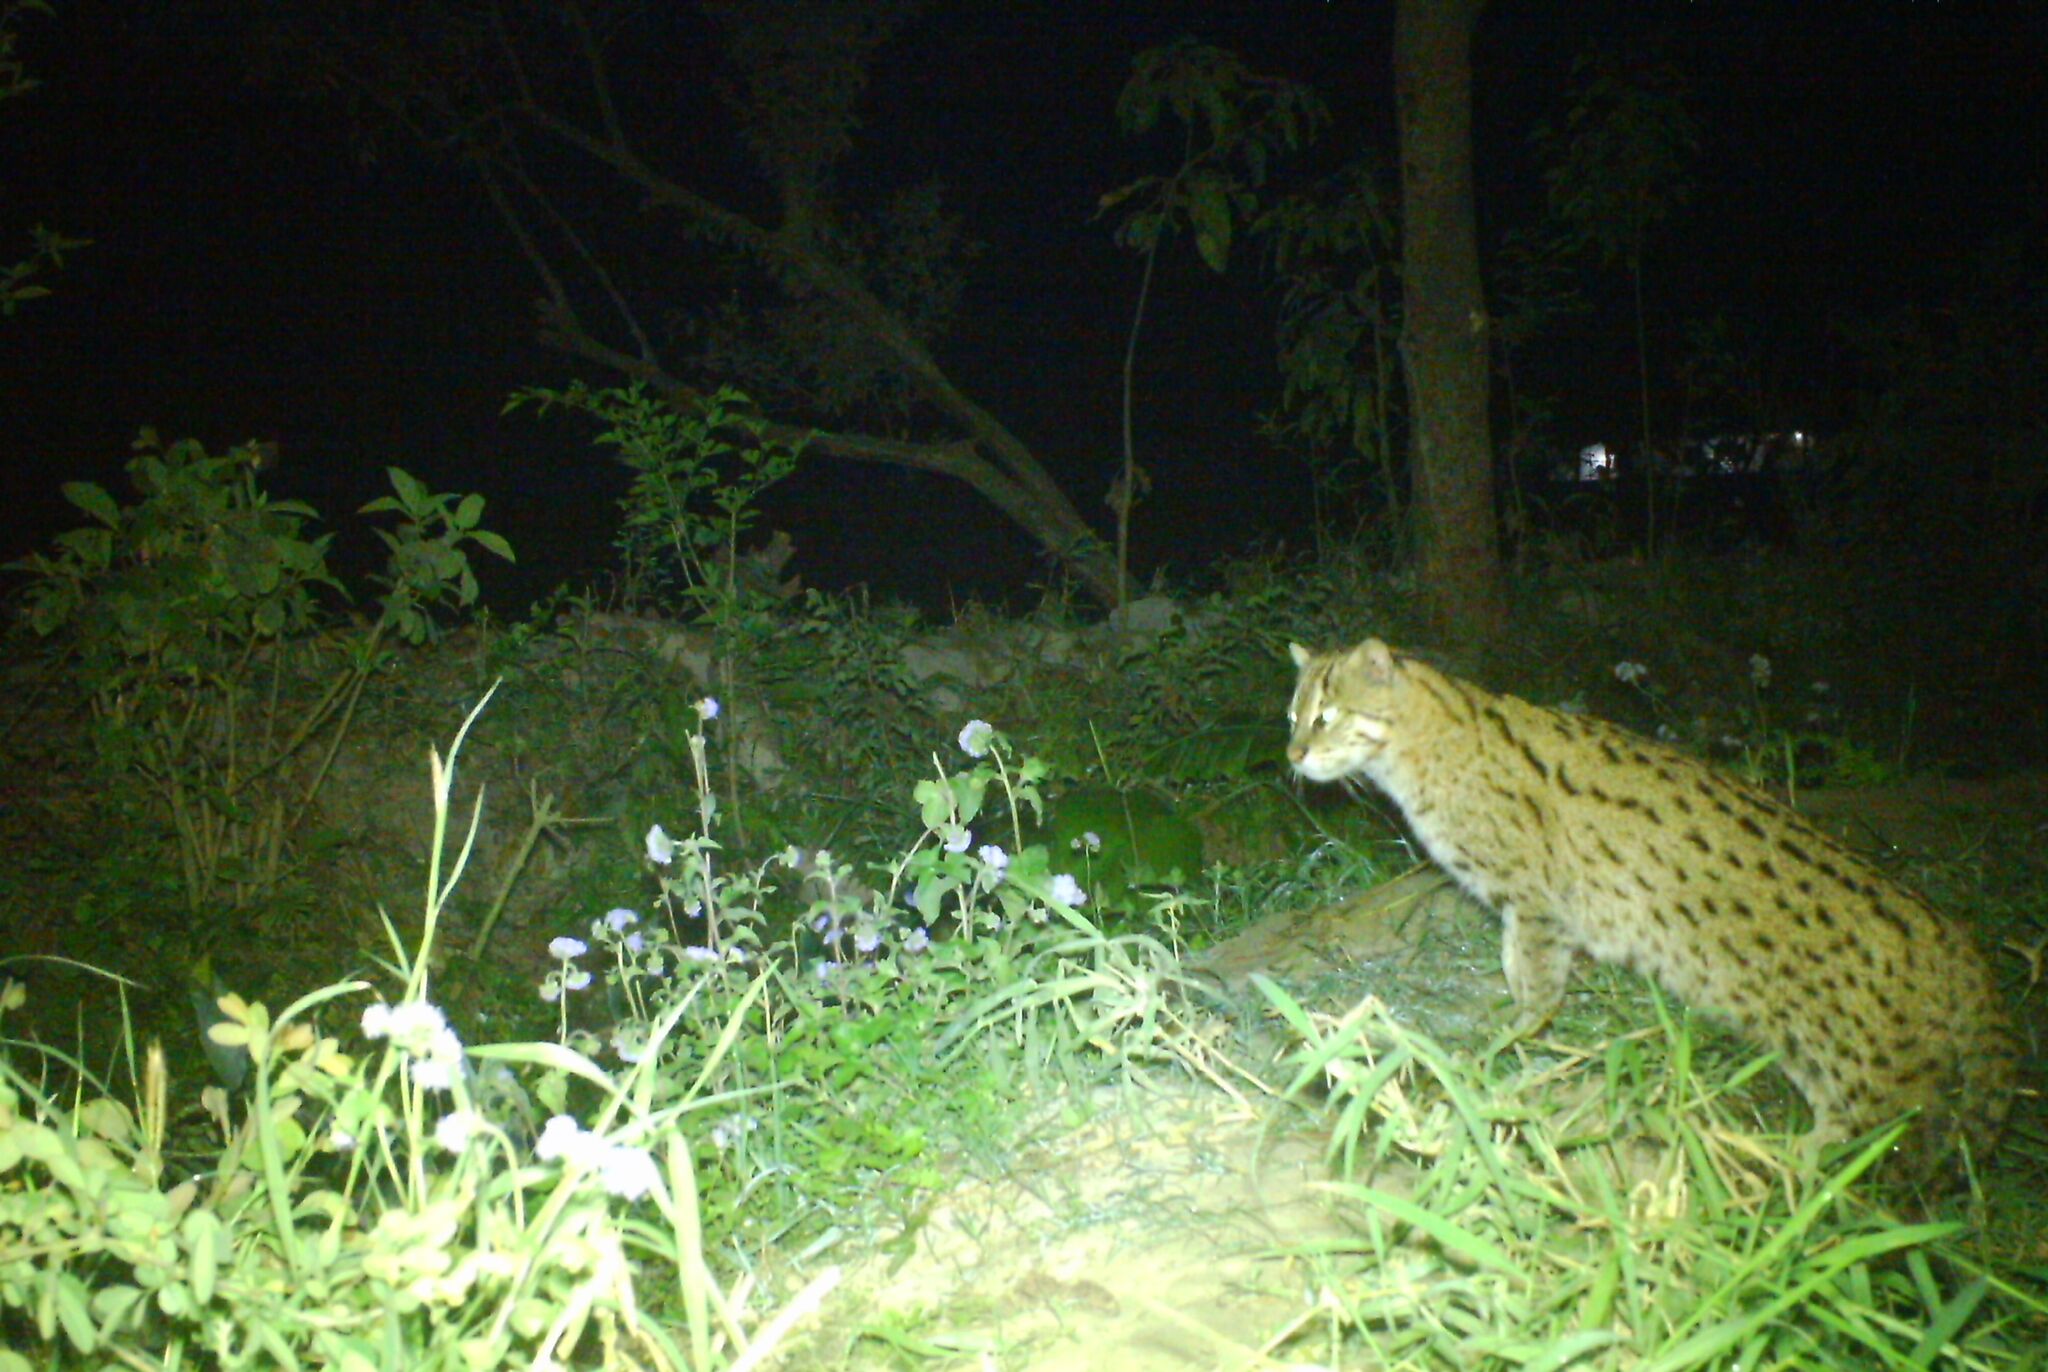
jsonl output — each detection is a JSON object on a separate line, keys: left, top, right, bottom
{"left": 4, "top": 1, "right": 2043, "bottom": 612}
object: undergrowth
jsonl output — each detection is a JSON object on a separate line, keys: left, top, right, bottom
{"left": 1, "top": 402, "right": 2041, "bottom": 1367}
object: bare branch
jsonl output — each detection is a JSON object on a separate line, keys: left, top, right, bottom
{"left": 563, "top": 0, "right": 625, "bottom": 150}
{"left": 497, "top": 150, "right": 655, "bottom": 365}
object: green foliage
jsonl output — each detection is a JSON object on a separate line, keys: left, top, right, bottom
{"left": 360, "top": 467, "right": 515, "bottom": 643}
{"left": 521, "top": 703, "right": 1213, "bottom": 1246}
{"left": 1253, "top": 981, "right": 2039, "bottom": 1368}
{"left": 1257, "top": 159, "right": 1405, "bottom": 550}
{"left": 5, "top": 434, "right": 510, "bottom": 914}
{"left": 0, "top": 0, "right": 88, "bottom": 319}
{"left": 1105, "top": 38, "right": 1325, "bottom": 273}
{"left": 508, "top": 382, "right": 800, "bottom": 622}
{"left": 0, "top": 697, "right": 806, "bottom": 1370}
{"left": 0, "top": 220, "right": 86, "bottom": 318}
{"left": 1140, "top": 716, "right": 1286, "bottom": 783}
{"left": 1036, "top": 784, "right": 1207, "bottom": 910}
{"left": 1101, "top": 38, "right": 1326, "bottom": 603}
{"left": 1536, "top": 50, "right": 1698, "bottom": 272}
{"left": 4, "top": 531, "right": 2044, "bottom": 1362}
{"left": 1606, "top": 647, "right": 1905, "bottom": 793}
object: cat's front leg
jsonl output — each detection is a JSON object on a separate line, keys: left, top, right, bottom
{"left": 1499, "top": 904, "right": 1573, "bottom": 1034}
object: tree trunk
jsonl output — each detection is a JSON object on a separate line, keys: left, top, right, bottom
{"left": 1394, "top": 0, "right": 1505, "bottom": 644}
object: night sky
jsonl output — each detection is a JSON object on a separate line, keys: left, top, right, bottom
{"left": 4, "top": 1, "right": 2043, "bottom": 612}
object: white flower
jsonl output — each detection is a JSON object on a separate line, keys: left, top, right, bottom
{"left": 977, "top": 844, "right": 1009, "bottom": 872}
{"left": 435, "top": 1110, "right": 484, "bottom": 1153}
{"left": 549, "top": 935, "right": 588, "bottom": 961}
{"left": 696, "top": 697, "right": 721, "bottom": 721}
{"left": 362, "top": 1000, "right": 449, "bottom": 1053}
{"left": 958, "top": 719, "right": 995, "bottom": 758}
{"left": 645, "top": 825, "right": 675, "bottom": 866}
{"left": 413, "top": 1057, "right": 457, "bottom": 1091}
{"left": 904, "top": 926, "right": 931, "bottom": 954}
{"left": 944, "top": 826, "right": 972, "bottom": 854}
{"left": 604, "top": 908, "right": 639, "bottom": 932}
{"left": 411, "top": 1025, "right": 468, "bottom": 1091}
{"left": 1613, "top": 661, "right": 1649, "bottom": 686}
{"left": 536, "top": 1114, "right": 598, "bottom": 1165}
{"left": 600, "top": 1144, "right": 661, "bottom": 1200}
{"left": 1749, "top": 654, "right": 1772, "bottom": 689}
{"left": 1075, "top": 831, "right": 1102, "bottom": 853}
{"left": 1049, "top": 873, "right": 1087, "bottom": 907}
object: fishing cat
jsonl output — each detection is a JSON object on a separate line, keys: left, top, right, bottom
{"left": 1286, "top": 637, "right": 2018, "bottom": 1174}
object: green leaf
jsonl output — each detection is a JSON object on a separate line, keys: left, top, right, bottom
{"left": 913, "top": 779, "right": 947, "bottom": 829}
{"left": 62, "top": 481, "right": 120, "bottom": 528}
{"left": 470, "top": 529, "right": 515, "bottom": 562}
{"left": 183, "top": 1209, "right": 225, "bottom": 1305}
{"left": 454, "top": 492, "right": 485, "bottom": 530}
{"left": 1319, "top": 1180, "right": 1525, "bottom": 1279}
{"left": 1188, "top": 176, "right": 1233, "bottom": 273}
{"left": 88, "top": 1282, "right": 148, "bottom": 1339}
{"left": 50, "top": 1269, "right": 96, "bottom": 1353}
{"left": 386, "top": 466, "right": 428, "bottom": 512}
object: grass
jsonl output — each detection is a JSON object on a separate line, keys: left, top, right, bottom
{"left": 1271, "top": 998, "right": 2046, "bottom": 1369}
{"left": 1, "top": 545, "right": 2043, "bottom": 1368}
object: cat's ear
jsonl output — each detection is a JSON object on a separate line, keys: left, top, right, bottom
{"left": 1346, "top": 638, "right": 1397, "bottom": 682}
{"left": 1289, "top": 642, "right": 1313, "bottom": 668}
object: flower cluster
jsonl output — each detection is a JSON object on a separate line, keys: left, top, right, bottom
{"left": 541, "top": 935, "right": 594, "bottom": 1002}
{"left": 536, "top": 1115, "right": 662, "bottom": 1201}
{"left": 361, "top": 999, "right": 466, "bottom": 1091}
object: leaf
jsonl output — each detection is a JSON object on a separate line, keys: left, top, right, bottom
{"left": 470, "top": 530, "right": 515, "bottom": 562}
{"left": 454, "top": 492, "right": 485, "bottom": 530}
{"left": 183, "top": 1209, "right": 225, "bottom": 1305}
{"left": 385, "top": 466, "right": 428, "bottom": 512}
{"left": 1318, "top": 1180, "right": 1526, "bottom": 1279}
{"left": 913, "top": 778, "right": 951, "bottom": 830}
{"left": 1187, "top": 175, "right": 1233, "bottom": 273}
{"left": 50, "top": 1269, "right": 96, "bottom": 1352}
{"left": 62, "top": 481, "right": 120, "bottom": 528}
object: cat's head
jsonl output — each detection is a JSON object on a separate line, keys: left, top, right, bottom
{"left": 1285, "top": 638, "right": 1405, "bottom": 783}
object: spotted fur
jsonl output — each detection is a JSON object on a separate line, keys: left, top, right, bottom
{"left": 1288, "top": 637, "right": 2018, "bottom": 1173}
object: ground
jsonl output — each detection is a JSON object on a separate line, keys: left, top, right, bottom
{"left": 767, "top": 775, "right": 2044, "bottom": 1370}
